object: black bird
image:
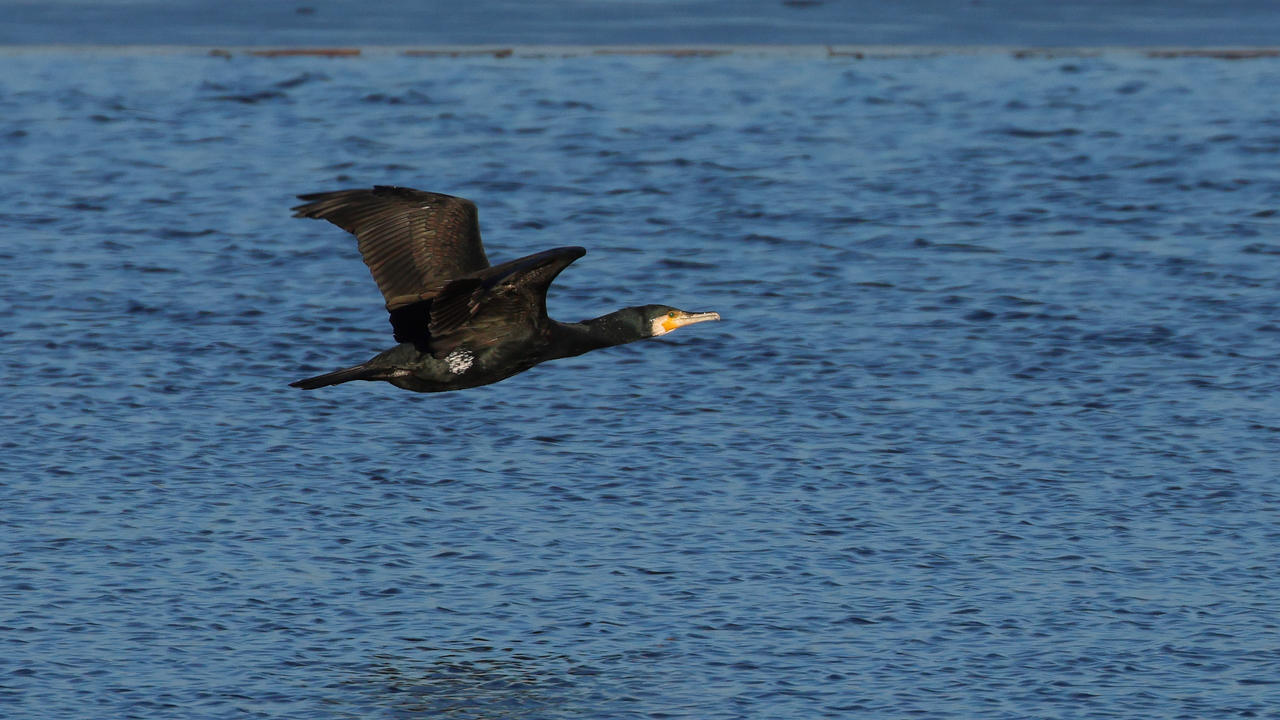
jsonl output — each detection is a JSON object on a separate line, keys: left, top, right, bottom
{"left": 289, "top": 186, "right": 720, "bottom": 393}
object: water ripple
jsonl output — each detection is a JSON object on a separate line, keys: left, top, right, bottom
{"left": 3, "top": 50, "right": 1280, "bottom": 720}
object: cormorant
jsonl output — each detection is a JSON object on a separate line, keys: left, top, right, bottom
{"left": 289, "top": 186, "right": 720, "bottom": 393}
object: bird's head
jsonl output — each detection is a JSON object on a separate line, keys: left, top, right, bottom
{"left": 561, "top": 304, "right": 722, "bottom": 356}
{"left": 639, "top": 305, "right": 722, "bottom": 337}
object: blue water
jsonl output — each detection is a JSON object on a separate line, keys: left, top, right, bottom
{"left": 6, "top": 0, "right": 1280, "bottom": 46}
{"left": 3, "top": 48, "right": 1280, "bottom": 718}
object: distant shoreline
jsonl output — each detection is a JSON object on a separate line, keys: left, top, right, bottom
{"left": 3, "top": 44, "right": 1279, "bottom": 59}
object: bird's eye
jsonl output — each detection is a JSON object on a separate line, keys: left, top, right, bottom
{"left": 667, "top": 311, "right": 678, "bottom": 318}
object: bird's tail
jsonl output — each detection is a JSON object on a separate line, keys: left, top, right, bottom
{"left": 290, "top": 362, "right": 379, "bottom": 390}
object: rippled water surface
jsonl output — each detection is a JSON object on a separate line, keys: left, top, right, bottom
{"left": 4, "top": 49, "right": 1280, "bottom": 718}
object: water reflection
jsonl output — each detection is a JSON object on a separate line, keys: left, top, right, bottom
{"left": 359, "top": 650, "right": 581, "bottom": 719}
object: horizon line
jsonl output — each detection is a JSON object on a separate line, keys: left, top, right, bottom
{"left": 1, "top": 44, "right": 1279, "bottom": 60}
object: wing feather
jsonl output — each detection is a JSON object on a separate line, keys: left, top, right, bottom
{"left": 391, "top": 246, "right": 586, "bottom": 355}
{"left": 292, "top": 186, "right": 490, "bottom": 300}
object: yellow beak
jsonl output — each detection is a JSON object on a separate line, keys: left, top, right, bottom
{"left": 661, "top": 310, "right": 721, "bottom": 333}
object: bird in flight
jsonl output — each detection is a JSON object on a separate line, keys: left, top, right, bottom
{"left": 289, "top": 186, "right": 720, "bottom": 393}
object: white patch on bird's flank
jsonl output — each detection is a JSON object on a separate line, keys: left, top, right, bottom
{"left": 444, "top": 349, "right": 474, "bottom": 374}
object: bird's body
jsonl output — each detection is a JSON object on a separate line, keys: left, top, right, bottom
{"left": 289, "top": 186, "right": 719, "bottom": 393}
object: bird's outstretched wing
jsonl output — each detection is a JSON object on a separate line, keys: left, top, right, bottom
{"left": 389, "top": 246, "right": 586, "bottom": 355}
{"left": 292, "top": 186, "right": 490, "bottom": 300}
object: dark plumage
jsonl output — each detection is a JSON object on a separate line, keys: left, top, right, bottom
{"left": 289, "top": 186, "right": 720, "bottom": 393}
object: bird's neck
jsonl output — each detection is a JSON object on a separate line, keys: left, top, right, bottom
{"left": 548, "top": 311, "right": 643, "bottom": 359}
